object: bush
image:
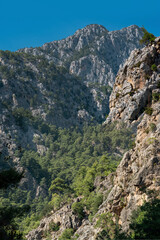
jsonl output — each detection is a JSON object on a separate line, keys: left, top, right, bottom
{"left": 49, "top": 221, "right": 60, "bottom": 232}
{"left": 140, "top": 27, "right": 156, "bottom": 45}
{"left": 145, "top": 107, "right": 153, "bottom": 115}
{"left": 71, "top": 202, "right": 85, "bottom": 220}
{"left": 150, "top": 123, "right": 156, "bottom": 132}
{"left": 152, "top": 92, "right": 160, "bottom": 102}
{"left": 130, "top": 199, "right": 160, "bottom": 239}
{"left": 151, "top": 64, "right": 157, "bottom": 71}
{"left": 58, "top": 228, "right": 74, "bottom": 240}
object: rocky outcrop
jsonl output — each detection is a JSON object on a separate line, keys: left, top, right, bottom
{"left": 27, "top": 201, "right": 82, "bottom": 240}
{"left": 19, "top": 24, "right": 143, "bottom": 87}
{"left": 105, "top": 37, "right": 160, "bottom": 125}
{"left": 25, "top": 38, "right": 160, "bottom": 239}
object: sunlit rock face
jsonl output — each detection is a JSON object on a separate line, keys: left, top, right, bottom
{"left": 19, "top": 24, "right": 143, "bottom": 87}
{"left": 26, "top": 38, "right": 160, "bottom": 240}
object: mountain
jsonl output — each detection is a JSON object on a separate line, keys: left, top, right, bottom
{"left": 0, "top": 24, "right": 144, "bottom": 156}
{"left": 0, "top": 24, "right": 147, "bottom": 239}
{"left": 17, "top": 24, "right": 143, "bottom": 122}
{"left": 27, "top": 37, "right": 160, "bottom": 240}
{"left": 19, "top": 24, "right": 143, "bottom": 87}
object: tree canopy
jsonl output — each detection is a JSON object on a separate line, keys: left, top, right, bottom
{"left": 140, "top": 27, "right": 156, "bottom": 45}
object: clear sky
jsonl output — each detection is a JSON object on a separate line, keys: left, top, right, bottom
{"left": 0, "top": 0, "right": 159, "bottom": 51}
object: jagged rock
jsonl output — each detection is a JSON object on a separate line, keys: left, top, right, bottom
{"left": 26, "top": 37, "right": 160, "bottom": 239}
{"left": 27, "top": 202, "right": 82, "bottom": 240}
{"left": 105, "top": 37, "right": 160, "bottom": 125}
{"left": 0, "top": 24, "right": 144, "bottom": 224}
{"left": 19, "top": 24, "right": 143, "bottom": 88}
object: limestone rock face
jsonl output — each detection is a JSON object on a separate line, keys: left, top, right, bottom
{"left": 105, "top": 38, "right": 160, "bottom": 125}
{"left": 27, "top": 201, "right": 82, "bottom": 240}
{"left": 26, "top": 38, "right": 160, "bottom": 239}
{"left": 19, "top": 24, "right": 143, "bottom": 87}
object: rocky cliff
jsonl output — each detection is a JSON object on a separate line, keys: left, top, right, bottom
{"left": 27, "top": 37, "right": 160, "bottom": 240}
{"left": 0, "top": 24, "right": 143, "bottom": 202}
{"left": 19, "top": 24, "right": 143, "bottom": 87}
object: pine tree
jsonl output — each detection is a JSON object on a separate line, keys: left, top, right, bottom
{"left": 0, "top": 168, "right": 29, "bottom": 240}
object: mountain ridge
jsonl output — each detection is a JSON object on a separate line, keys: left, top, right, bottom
{"left": 18, "top": 24, "right": 143, "bottom": 87}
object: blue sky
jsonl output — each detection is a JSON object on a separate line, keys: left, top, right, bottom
{"left": 0, "top": 0, "right": 159, "bottom": 51}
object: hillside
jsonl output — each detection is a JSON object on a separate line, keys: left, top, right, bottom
{"left": 27, "top": 37, "right": 160, "bottom": 240}
{"left": 0, "top": 24, "right": 150, "bottom": 239}
{"left": 19, "top": 24, "right": 143, "bottom": 87}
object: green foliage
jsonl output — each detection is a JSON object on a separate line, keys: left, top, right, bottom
{"left": 152, "top": 92, "right": 160, "bottom": 102}
{"left": 58, "top": 228, "right": 74, "bottom": 240}
{"left": 145, "top": 106, "right": 153, "bottom": 115}
{"left": 85, "top": 192, "right": 103, "bottom": 216}
{"left": 100, "top": 85, "right": 112, "bottom": 95}
{"left": 95, "top": 213, "right": 129, "bottom": 240}
{"left": 0, "top": 121, "right": 133, "bottom": 235}
{"left": 3, "top": 122, "right": 132, "bottom": 234}
{"left": 130, "top": 199, "right": 160, "bottom": 239}
{"left": 49, "top": 221, "right": 60, "bottom": 232}
{"left": 139, "top": 27, "right": 156, "bottom": 45}
{"left": 71, "top": 202, "right": 85, "bottom": 220}
{"left": 151, "top": 63, "right": 157, "bottom": 71}
{"left": 48, "top": 193, "right": 62, "bottom": 210}
{"left": 73, "top": 154, "right": 118, "bottom": 197}
{"left": 49, "top": 178, "right": 67, "bottom": 195}
{"left": 12, "top": 108, "right": 34, "bottom": 132}
{"left": 149, "top": 122, "right": 156, "bottom": 132}
{"left": 0, "top": 168, "right": 29, "bottom": 240}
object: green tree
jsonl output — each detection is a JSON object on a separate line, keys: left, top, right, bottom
{"left": 49, "top": 177, "right": 67, "bottom": 194}
{"left": 71, "top": 201, "right": 85, "bottom": 220}
{"left": 130, "top": 199, "right": 160, "bottom": 239}
{"left": 58, "top": 228, "right": 74, "bottom": 240}
{"left": 140, "top": 27, "right": 156, "bottom": 45}
{"left": 0, "top": 168, "right": 29, "bottom": 240}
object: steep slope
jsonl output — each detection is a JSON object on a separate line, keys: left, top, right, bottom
{"left": 27, "top": 37, "right": 160, "bottom": 240}
{"left": 17, "top": 24, "right": 143, "bottom": 123}
{"left": 19, "top": 24, "right": 143, "bottom": 87}
{"left": 0, "top": 51, "right": 103, "bottom": 202}
{"left": 76, "top": 37, "right": 160, "bottom": 238}
{"left": 0, "top": 51, "right": 105, "bottom": 130}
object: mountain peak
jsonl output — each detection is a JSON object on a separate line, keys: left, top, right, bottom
{"left": 75, "top": 23, "right": 109, "bottom": 36}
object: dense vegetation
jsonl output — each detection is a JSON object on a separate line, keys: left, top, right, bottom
{"left": 0, "top": 122, "right": 134, "bottom": 236}
{"left": 95, "top": 198, "right": 160, "bottom": 240}
{"left": 0, "top": 168, "right": 29, "bottom": 240}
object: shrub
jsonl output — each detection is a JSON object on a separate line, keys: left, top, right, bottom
{"left": 71, "top": 202, "right": 85, "bottom": 220}
{"left": 130, "top": 199, "right": 160, "bottom": 239}
{"left": 145, "top": 107, "right": 153, "bottom": 115}
{"left": 151, "top": 64, "right": 157, "bottom": 71}
{"left": 49, "top": 221, "right": 60, "bottom": 232}
{"left": 116, "top": 92, "right": 120, "bottom": 98}
{"left": 152, "top": 92, "right": 160, "bottom": 102}
{"left": 58, "top": 228, "right": 74, "bottom": 240}
{"left": 150, "top": 123, "right": 156, "bottom": 132}
{"left": 139, "top": 27, "right": 156, "bottom": 45}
